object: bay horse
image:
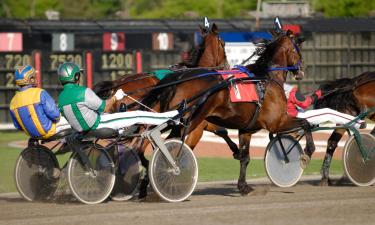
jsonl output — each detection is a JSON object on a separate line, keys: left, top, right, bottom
{"left": 314, "top": 71, "right": 375, "bottom": 186}
{"left": 141, "top": 30, "right": 314, "bottom": 195}
{"left": 93, "top": 23, "right": 236, "bottom": 198}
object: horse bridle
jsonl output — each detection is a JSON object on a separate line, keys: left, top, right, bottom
{"left": 267, "top": 34, "right": 303, "bottom": 73}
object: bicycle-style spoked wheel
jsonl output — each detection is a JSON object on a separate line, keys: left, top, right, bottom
{"left": 149, "top": 139, "right": 198, "bottom": 202}
{"left": 67, "top": 144, "right": 115, "bottom": 204}
{"left": 264, "top": 135, "right": 304, "bottom": 187}
{"left": 14, "top": 146, "right": 60, "bottom": 201}
{"left": 343, "top": 132, "right": 375, "bottom": 186}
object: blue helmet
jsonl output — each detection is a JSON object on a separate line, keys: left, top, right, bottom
{"left": 15, "top": 65, "right": 36, "bottom": 86}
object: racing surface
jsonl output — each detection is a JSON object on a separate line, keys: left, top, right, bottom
{"left": 3, "top": 127, "right": 374, "bottom": 225}
{"left": 0, "top": 177, "right": 374, "bottom": 225}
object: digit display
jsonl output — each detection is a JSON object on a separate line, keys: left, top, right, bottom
{"left": 52, "top": 33, "right": 75, "bottom": 51}
{"left": 103, "top": 33, "right": 125, "bottom": 51}
{"left": 94, "top": 51, "right": 135, "bottom": 83}
{"left": 0, "top": 33, "right": 23, "bottom": 52}
{"left": 152, "top": 33, "right": 173, "bottom": 50}
{"left": 0, "top": 53, "right": 32, "bottom": 87}
{"left": 41, "top": 51, "right": 85, "bottom": 99}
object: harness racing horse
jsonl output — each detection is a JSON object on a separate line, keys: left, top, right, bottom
{"left": 141, "top": 30, "right": 314, "bottom": 195}
{"left": 93, "top": 23, "right": 234, "bottom": 198}
{"left": 314, "top": 71, "right": 375, "bottom": 186}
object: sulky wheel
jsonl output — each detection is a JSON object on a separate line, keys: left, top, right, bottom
{"left": 14, "top": 146, "right": 60, "bottom": 202}
{"left": 264, "top": 135, "right": 304, "bottom": 187}
{"left": 67, "top": 144, "right": 115, "bottom": 204}
{"left": 343, "top": 132, "right": 375, "bottom": 186}
{"left": 149, "top": 139, "right": 198, "bottom": 202}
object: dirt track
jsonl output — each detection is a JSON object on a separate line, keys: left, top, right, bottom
{"left": 1, "top": 177, "right": 374, "bottom": 225}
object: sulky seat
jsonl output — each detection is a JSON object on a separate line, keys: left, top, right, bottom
{"left": 83, "top": 128, "right": 119, "bottom": 139}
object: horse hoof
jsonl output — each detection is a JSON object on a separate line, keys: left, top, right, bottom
{"left": 138, "top": 189, "right": 148, "bottom": 200}
{"left": 233, "top": 153, "right": 241, "bottom": 160}
{"left": 239, "top": 185, "right": 254, "bottom": 196}
{"left": 319, "top": 178, "right": 330, "bottom": 186}
{"left": 300, "top": 154, "right": 310, "bottom": 169}
{"left": 336, "top": 175, "right": 350, "bottom": 186}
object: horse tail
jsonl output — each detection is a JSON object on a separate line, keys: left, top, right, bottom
{"left": 314, "top": 77, "right": 360, "bottom": 114}
{"left": 93, "top": 80, "right": 115, "bottom": 99}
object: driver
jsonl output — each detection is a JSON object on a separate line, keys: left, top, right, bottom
{"left": 9, "top": 65, "right": 71, "bottom": 139}
{"left": 284, "top": 83, "right": 366, "bottom": 129}
{"left": 57, "top": 62, "right": 178, "bottom": 132}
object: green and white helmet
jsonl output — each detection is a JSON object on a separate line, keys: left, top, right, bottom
{"left": 57, "top": 62, "right": 82, "bottom": 85}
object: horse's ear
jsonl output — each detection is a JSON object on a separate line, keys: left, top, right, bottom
{"left": 286, "top": 30, "right": 294, "bottom": 37}
{"left": 211, "top": 23, "right": 219, "bottom": 34}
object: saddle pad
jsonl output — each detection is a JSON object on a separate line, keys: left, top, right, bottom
{"left": 221, "top": 70, "right": 259, "bottom": 103}
{"left": 151, "top": 69, "right": 174, "bottom": 80}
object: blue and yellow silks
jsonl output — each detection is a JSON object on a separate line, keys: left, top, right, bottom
{"left": 9, "top": 87, "right": 60, "bottom": 139}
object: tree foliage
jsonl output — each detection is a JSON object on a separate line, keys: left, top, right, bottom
{"left": 313, "top": 0, "right": 375, "bottom": 17}
{"left": 0, "top": 0, "right": 374, "bottom": 19}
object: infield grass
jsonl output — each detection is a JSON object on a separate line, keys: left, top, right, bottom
{"left": 0, "top": 131, "right": 345, "bottom": 193}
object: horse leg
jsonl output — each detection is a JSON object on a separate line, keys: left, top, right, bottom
{"left": 320, "top": 129, "right": 344, "bottom": 186}
{"left": 299, "top": 120, "right": 316, "bottom": 169}
{"left": 185, "top": 121, "right": 208, "bottom": 150}
{"left": 185, "top": 120, "right": 239, "bottom": 157}
{"left": 237, "top": 132, "right": 254, "bottom": 195}
{"left": 136, "top": 138, "right": 150, "bottom": 199}
{"left": 207, "top": 123, "right": 241, "bottom": 160}
{"left": 273, "top": 117, "right": 315, "bottom": 169}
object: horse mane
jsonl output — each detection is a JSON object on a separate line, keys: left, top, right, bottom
{"left": 314, "top": 77, "right": 360, "bottom": 113}
{"left": 93, "top": 80, "right": 115, "bottom": 99}
{"left": 245, "top": 37, "right": 280, "bottom": 77}
{"left": 93, "top": 73, "right": 148, "bottom": 99}
{"left": 141, "top": 68, "right": 215, "bottom": 111}
{"left": 179, "top": 41, "right": 205, "bottom": 68}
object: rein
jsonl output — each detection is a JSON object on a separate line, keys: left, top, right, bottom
{"left": 320, "top": 75, "right": 375, "bottom": 99}
{"left": 267, "top": 61, "right": 301, "bottom": 72}
{"left": 124, "top": 67, "right": 257, "bottom": 97}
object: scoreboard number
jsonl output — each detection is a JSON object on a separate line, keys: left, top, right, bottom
{"left": 5, "top": 54, "right": 31, "bottom": 69}
{"left": 0, "top": 33, "right": 23, "bottom": 52}
{"left": 6, "top": 73, "right": 14, "bottom": 87}
{"left": 0, "top": 53, "right": 31, "bottom": 87}
{"left": 152, "top": 33, "right": 173, "bottom": 50}
{"left": 157, "top": 33, "right": 168, "bottom": 50}
{"left": 52, "top": 33, "right": 74, "bottom": 51}
{"left": 49, "top": 53, "right": 82, "bottom": 70}
{"left": 103, "top": 33, "right": 125, "bottom": 51}
{"left": 101, "top": 53, "right": 133, "bottom": 70}
{"left": 111, "top": 33, "right": 118, "bottom": 50}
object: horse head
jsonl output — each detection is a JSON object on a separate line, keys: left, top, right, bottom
{"left": 197, "top": 23, "right": 229, "bottom": 69}
{"left": 245, "top": 29, "right": 304, "bottom": 83}
{"left": 270, "top": 29, "right": 305, "bottom": 82}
